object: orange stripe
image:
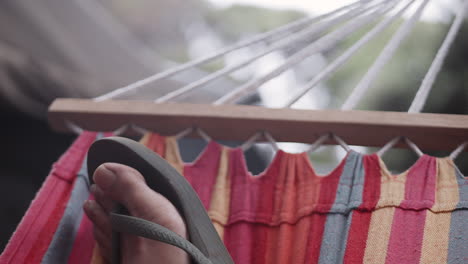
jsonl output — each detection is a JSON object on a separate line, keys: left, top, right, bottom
{"left": 89, "top": 245, "right": 108, "bottom": 264}
{"left": 265, "top": 153, "right": 316, "bottom": 264}
{"left": 139, "top": 133, "right": 151, "bottom": 145}
{"left": 164, "top": 136, "right": 184, "bottom": 174}
{"left": 207, "top": 148, "right": 230, "bottom": 239}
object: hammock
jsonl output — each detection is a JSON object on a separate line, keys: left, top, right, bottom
{"left": 2, "top": 0, "right": 468, "bottom": 263}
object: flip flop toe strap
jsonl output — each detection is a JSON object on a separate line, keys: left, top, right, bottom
{"left": 110, "top": 213, "right": 213, "bottom": 264}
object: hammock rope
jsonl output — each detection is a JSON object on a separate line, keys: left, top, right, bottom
{"left": 64, "top": 0, "right": 468, "bottom": 156}
{"left": 214, "top": 0, "right": 398, "bottom": 105}
{"left": 93, "top": 0, "right": 367, "bottom": 102}
{"left": 341, "top": 0, "right": 430, "bottom": 110}
{"left": 155, "top": 0, "right": 385, "bottom": 103}
{"left": 284, "top": 0, "right": 414, "bottom": 107}
{"left": 408, "top": 0, "right": 468, "bottom": 113}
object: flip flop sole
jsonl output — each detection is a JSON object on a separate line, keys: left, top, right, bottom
{"left": 87, "top": 137, "right": 234, "bottom": 264}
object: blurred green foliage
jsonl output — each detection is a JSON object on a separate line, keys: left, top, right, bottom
{"left": 206, "top": 4, "right": 305, "bottom": 41}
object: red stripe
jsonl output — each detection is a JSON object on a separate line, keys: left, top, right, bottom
{"left": 385, "top": 209, "right": 427, "bottom": 264}
{"left": 344, "top": 155, "right": 381, "bottom": 263}
{"left": 305, "top": 214, "right": 328, "bottom": 263}
{"left": 183, "top": 142, "right": 222, "bottom": 209}
{"left": 359, "top": 155, "right": 382, "bottom": 209}
{"left": 146, "top": 133, "right": 166, "bottom": 157}
{"left": 225, "top": 149, "right": 285, "bottom": 263}
{"left": 385, "top": 156, "right": 436, "bottom": 264}
{"left": 224, "top": 149, "right": 254, "bottom": 263}
{"left": 25, "top": 183, "right": 74, "bottom": 263}
{"left": 224, "top": 223, "right": 255, "bottom": 263}
{"left": 344, "top": 211, "right": 373, "bottom": 263}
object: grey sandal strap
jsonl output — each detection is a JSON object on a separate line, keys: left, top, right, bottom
{"left": 110, "top": 213, "right": 213, "bottom": 264}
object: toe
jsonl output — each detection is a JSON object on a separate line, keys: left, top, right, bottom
{"left": 93, "top": 226, "right": 111, "bottom": 261}
{"left": 90, "top": 184, "right": 115, "bottom": 213}
{"left": 84, "top": 200, "right": 112, "bottom": 238}
{"left": 93, "top": 163, "right": 186, "bottom": 237}
{"left": 92, "top": 162, "right": 189, "bottom": 264}
{"left": 84, "top": 200, "right": 112, "bottom": 262}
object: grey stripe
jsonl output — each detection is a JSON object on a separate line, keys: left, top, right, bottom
{"left": 318, "top": 151, "right": 364, "bottom": 264}
{"left": 454, "top": 168, "right": 468, "bottom": 205}
{"left": 338, "top": 152, "right": 365, "bottom": 262}
{"left": 447, "top": 169, "right": 468, "bottom": 264}
{"left": 348, "top": 153, "right": 365, "bottom": 208}
{"left": 42, "top": 133, "right": 101, "bottom": 264}
{"left": 447, "top": 209, "right": 468, "bottom": 264}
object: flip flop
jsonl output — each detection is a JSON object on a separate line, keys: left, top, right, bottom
{"left": 87, "top": 136, "right": 234, "bottom": 264}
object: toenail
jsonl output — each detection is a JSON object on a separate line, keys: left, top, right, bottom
{"left": 94, "top": 164, "right": 116, "bottom": 190}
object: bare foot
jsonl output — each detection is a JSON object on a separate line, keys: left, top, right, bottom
{"left": 83, "top": 163, "right": 189, "bottom": 264}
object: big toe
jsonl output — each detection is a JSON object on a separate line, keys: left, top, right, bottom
{"left": 93, "top": 162, "right": 187, "bottom": 237}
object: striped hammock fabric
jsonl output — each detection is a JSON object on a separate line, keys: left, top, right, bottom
{"left": 1, "top": 133, "right": 466, "bottom": 263}
{"left": 145, "top": 133, "right": 468, "bottom": 264}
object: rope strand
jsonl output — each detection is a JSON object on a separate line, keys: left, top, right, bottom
{"left": 284, "top": 0, "right": 413, "bottom": 107}
{"left": 92, "top": 0, "right": 364, "bottom": 102}
{"left": 214, "top": 0, "right": 397, "bottom": 105}
{"left": 154, "top": 0, "right": 381, "bottom": 103}
{"left": 341, "top": 0, "right": 430, "bottom": 110}
{"left": 408, "top": 0, "right": 468, "bottom": 113}
{"left": 450, "top": 141, "right": 467, "bottom": 160}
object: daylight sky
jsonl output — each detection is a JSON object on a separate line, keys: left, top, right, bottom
{"left": 207, "top": 0, "right": 456, "bottom": 23}
{"left": 208, "top": 0, "right": 356, "bottom": 14}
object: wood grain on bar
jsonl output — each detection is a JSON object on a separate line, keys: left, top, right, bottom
{"left": 48, "top": 98, "right": 468, "bottom": 150}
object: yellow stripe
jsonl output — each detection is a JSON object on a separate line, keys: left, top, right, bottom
{"left": 363, "top": 207, "right": 395, "bottom": 263}
{"left": 363, "top": 158, "right": 407, "bottom": 263}
{"left": 139, "top": 133, "right": 151, "bottom": 145}
{"left": 419, "top": 211, "right": 451, "bottom": 264}
{"left": 432, "top": 158, "right": 459, "bottom": 211}
{"left": 376, "top": 158, "right": 408, "bottom": 207}
{"left": 419, "top": 158, "right": 458, "bottom": 263}
{"left": 164, "top": 136, "right": 184, "bottom": 174}
{"left": 208, "top": 148, "right": 231, "bottom": 239}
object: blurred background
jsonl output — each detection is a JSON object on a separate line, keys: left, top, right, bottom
{"left": 1, "top": 0, "right": 467, "bottom": 251}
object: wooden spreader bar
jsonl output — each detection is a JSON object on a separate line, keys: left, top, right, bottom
{"left": 48, "top": 98, "right": 468, "bottom": 151}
